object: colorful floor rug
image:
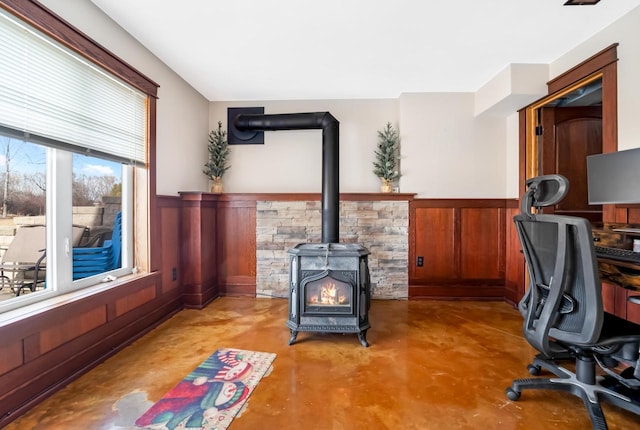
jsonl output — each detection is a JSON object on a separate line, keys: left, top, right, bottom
{"left": 134, "top": 348, "right": 276, "bottom": 430}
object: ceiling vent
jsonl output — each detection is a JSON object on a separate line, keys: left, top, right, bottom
{"left": 564, "top": 0, "right": 601, "bottom": 5}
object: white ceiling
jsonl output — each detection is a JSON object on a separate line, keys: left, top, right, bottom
{"left": 90, "top": 0, "right": 640, "bottom": 101}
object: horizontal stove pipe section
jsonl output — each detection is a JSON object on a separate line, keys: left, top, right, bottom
{"left": 233, "top": 112, "right": 339, "bottom": 243}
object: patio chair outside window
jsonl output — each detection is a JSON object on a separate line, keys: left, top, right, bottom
{"left": 0, "top": 225, "right": 46, "bottom": 296}
{"left": 0, "top": 224, "right": 90, "bottom": 296}
{"left": 73, "top": 212, "right": 122, "bottom": 280}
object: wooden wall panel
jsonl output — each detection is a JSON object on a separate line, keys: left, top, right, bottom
{"left": 0, "top": 271, "right": 183, "bottom": 428}
{"left": 182, "top": 192, "right": 413, "bottom": 298}
{"left": 504, "top": 205, "right": 524, "bottom": 305}
{"left": 37, "top": 306, "right": 107, "bottom": 356}
{"left": 179, "top": 193, "right": 219, "bottom": 308}
{"left": 601, "top": 282, "right": 617, "bottom": 314}
{"left": 410, "top": 199, "right": 508, "bottom": 299}
{"left": 414, "top": 207, "right": 456, "bottom": 280}
{"left": 460, "top": 208, "right": 504, "bottom": 279}
{"left": 0, "top": 341, "right": 23, "bottom": 376}
{"left": 157, "top": 202, "right": 181, "bottom": 294}
{"left": 114, "top": 285, "right": 156, "bottom": 317}
{"left": 217, "top": 199, "right": 256, "bottom": 296}
{"left": 0, "top": 192, "right": 185, "bottom": 427}
{"left": 626, "top": 206, "right": 640, "bottom": 224}
{"left": 627, "top": 291, "right": 640, "bottom": 324}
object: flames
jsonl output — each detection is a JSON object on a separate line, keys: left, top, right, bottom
{"left": 308, "top": 281, "right": 347, "bottom": 305}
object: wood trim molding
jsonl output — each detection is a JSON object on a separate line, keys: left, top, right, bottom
{"left": 547, "top": 43, "right": 618, "bottom": 94}
{"left": 179, "top": 192, "right": 416, "bottom": 202}
{"left": 411, "top": 198, "right": 514, "bottom": 208}
{"left": 409, "top": 285, "right": 506, "bottom": 300}
{"left": 515, "top": 44, "right": 620, "bottom": 306}
{"left": 0, "top": 0, "right": 158, "bottom": 97}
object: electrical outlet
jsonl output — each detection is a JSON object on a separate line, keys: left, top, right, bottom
{"left": 417, "top": 256, "right": 424, "bottom": 267}
{"left": 172, "top": 267, "right": 177, "bottom": 281}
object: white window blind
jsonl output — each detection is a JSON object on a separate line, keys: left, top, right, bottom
{"left": 0, "top": 8, "right": 147, "bottom": 165}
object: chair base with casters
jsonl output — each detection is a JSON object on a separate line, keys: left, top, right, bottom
{"left": 507, "top": 351, "right": 640, "bottom": 430}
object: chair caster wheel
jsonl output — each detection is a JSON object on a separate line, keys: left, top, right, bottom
{"left": 506, "top": 387, "right": 521, "bottom": 401}
{"left": 527, "top": 364, "right": 541, "bottom": 375}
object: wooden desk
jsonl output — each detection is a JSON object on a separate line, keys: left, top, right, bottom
{"left": 598, "top": 258, "right": 640, "bottom": 291}
{"left": 592, "top": 224, "right": 640, "bottom": 323}
{"left": 593, "top": 223, "right": 640, "bottom": 291}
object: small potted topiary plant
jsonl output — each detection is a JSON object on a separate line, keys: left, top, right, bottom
{"left": 372, "top": 122, "right": 400, "bottom": 193}
{"left": 203, "top": 121, "right": 231, "bottom": 193}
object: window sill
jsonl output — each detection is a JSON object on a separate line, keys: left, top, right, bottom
{"left": 0, "top": 271, "right": 156, "bottom": 327}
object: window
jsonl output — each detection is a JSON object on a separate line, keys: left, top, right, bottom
{"left": 0, "top": 5, "right": 152, "bottom": 313}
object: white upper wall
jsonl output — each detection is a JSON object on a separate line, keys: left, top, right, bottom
{"left": 505, "top": 112, "right": 521, "bottom": 198}
{"left": 210, "top": 100, "right": 398, "bottom": 193}
{"left": 212, "top": 94, "right": 506, "bottom": 198}
{"left": 398, "top": 93, "right": 506, "bottom": 198}
{"left": 475, "top": 64, "right": 548, "bottom": 116}
{"left": 40, "top": 0, "right": 211, "bottom": 196}
{"left": 550, "top": 6, "right": 640, "bottom": 152}
{"left": 35, "top": 2, "right": 640, "bottom": 199}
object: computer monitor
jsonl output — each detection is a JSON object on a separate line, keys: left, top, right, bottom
{"left": 587, "top": 147, "right": 640, "bottom": 204}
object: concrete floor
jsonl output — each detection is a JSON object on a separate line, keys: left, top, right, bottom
{"left": 5, "top": 297, "right": 640, "bottom": 429}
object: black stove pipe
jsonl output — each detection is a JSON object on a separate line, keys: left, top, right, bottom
{"left": 233, "top": 112, "right": 339, "bottom": 243}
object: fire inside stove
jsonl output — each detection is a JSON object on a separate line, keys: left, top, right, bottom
{"left": 306, "top": 279, "right": 350, "bottom": 307}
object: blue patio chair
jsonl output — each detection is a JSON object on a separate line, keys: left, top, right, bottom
{"left": 73, "top": 212, "right": 122, "bottom": 280}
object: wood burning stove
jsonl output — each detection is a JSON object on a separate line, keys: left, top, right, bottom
{"left": 234, "top": 111, "right": 373, "bottom": 347}
{"left": 288, "top": 243, "right": 371, "bottom": 347}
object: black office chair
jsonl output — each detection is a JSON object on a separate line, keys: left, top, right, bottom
{"left": 507, "top": 174, "right": 640, "bottom": 430}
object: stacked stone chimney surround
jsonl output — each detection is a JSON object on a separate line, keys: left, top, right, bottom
{"left": 256, "top": 200, "right": 409, "bottom": 300}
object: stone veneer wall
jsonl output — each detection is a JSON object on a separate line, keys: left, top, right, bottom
{"left": 256, "top": 200, "right": 408, "bottom": 299}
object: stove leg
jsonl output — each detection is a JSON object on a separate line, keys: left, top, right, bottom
{"left": 288, "top": 330, "right": 298, "bottom": 346}
{"left": 358, "top": 330, "right": 369, "bottom": 347}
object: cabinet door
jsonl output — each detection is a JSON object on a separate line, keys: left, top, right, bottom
{"left": 625, "top": 290, "right": 640, "bottom": 324}
{"left": 601, "top": 280, "right": 640, "bottom": 324}
{"left": 460, "top": 208, "right": 504, "bottom": 280}
{"left": 601, "top": 281, "right": 617, "bottom": 315}
{"left": 414, "top": 207, "right": 456, "bottom": 279}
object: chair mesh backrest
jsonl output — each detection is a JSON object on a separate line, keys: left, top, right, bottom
{"left": 514, "top": 175, "right": 603, "bottom": 354}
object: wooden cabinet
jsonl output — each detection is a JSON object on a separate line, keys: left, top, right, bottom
{"left": 410, "top": 199, "right": 514, "bottom": 299}
{"left": 602, "top": 280, "right": 640, "bottom": 324}
{"left": 413, "top": 207, "right": 456, "bottom": 280}
{"left": 592, "top": 218, "right": 640, "bottom": 324}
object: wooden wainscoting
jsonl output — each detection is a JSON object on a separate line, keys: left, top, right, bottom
{"left": 180, "top": 193, "right": 519, "bottom": 302}
{"left": 179, "top": 193, "right": 259, "bottom": 304}
{"left": 178, "top": 192, "right": 415, "bottom": 302}
{"left": 157, "top": 196, "right": 182, "bottom": 295}
{"left": 0, "top": 195, "right": 184, "bottom": 427}
{"left": 179, "top": 192, "right": 220, "bottom": 308}
{"left": 504, "top": 205, "right": 525, "bottom": 305}
{"left": 0, "top": 273, "right": 182, "bottom": 427}
{"left": 410, "top": 199, "right": 519, "bottom": 300}
{"left": 216, "top": 196, "right": 257, "bottom": 297}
